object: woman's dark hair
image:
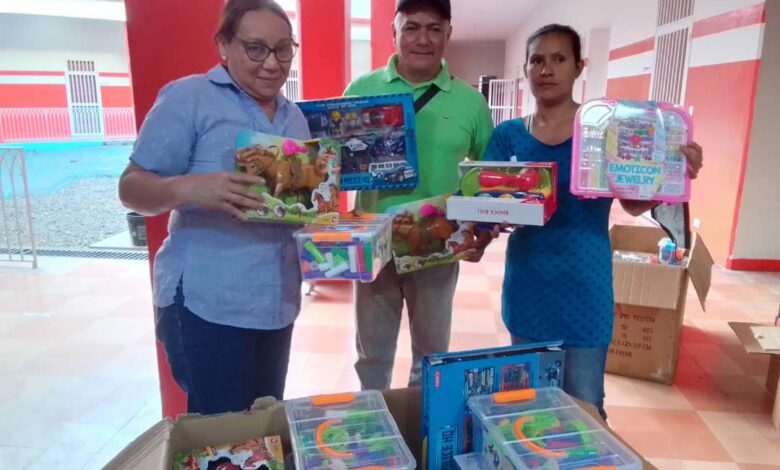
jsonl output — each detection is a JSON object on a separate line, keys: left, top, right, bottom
{"left": 215, "top": 0, "right": 293, "bottom": 43}
{"left": 525, "top": 24, "right": 582, "bottom": 64}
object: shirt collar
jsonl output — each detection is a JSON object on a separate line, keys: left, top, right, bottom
{"left": 382, "top": 54, "right": 453, "bottom": 92}
{"left": 207, "top": 64, "right": 290, "bottom": 109}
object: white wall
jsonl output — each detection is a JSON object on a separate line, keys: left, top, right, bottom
{"left": 0, "top": 13, "right": 129, "bottom": 73}
{"left": 584, "top": 27, "right": 610, "bottom": 101}
{"left": 351, "top": 40, "right": 371, "bottom": 81}
{"left": 446, "top": 41, "right": 505, "bottom": 85}
{"left": 732, "top": 1, "right": 780, "bottom": 260}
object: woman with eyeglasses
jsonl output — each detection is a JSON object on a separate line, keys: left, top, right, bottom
{"left": 118, "top": 0, "right": 308, "bottom": 414}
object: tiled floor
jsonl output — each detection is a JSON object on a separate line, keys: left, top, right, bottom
{"left": 1, "top": 206, "right": 779, "bottom": 469}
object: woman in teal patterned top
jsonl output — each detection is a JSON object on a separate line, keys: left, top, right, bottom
{"left": 482, "top": 24, "right": 703, "bottom": 419}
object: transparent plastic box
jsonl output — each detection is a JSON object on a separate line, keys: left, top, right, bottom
{"left": 293, "top": 214, "right": 393, "bottom": 282}
{"left": 572, "top": 99, "right": 693, "bottom": 203}
{"left": 285, "top": 390, "right": 416, "bottom": 470}
{"left": 468, "top": 387, "right": 642, "bottom": 470}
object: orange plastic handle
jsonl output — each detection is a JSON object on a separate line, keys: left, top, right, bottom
{"left": 582, "top": 467, "right": 616, "bottom": 470}
{"left": 493, "top": 388, "right": 537, "bottom": 404}
{"left": 312, "top": 232, "right": 352, "bottom": 243}
{"left": 340, "top": 213, "right": 376, "bottom": 220}
{"left": 513, "top": 416, "right": 567, "bottom": 459}
{"left": 315, "top": 419, "right": 354, "bottom": 459}
{"left": 311, "top": 392, "right": 356, "bottom": 406}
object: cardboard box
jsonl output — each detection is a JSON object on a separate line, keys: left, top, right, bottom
{"left": 607, "top": 225, "right": 713, "bottom": 384}
{"left": 730, "top": 322, "right": 780, "bottom": 430}
{"left": 421, "top": 343, "right": 566, "bottom": 470}
{"left": 298, "top": 94, "right": 419, "bottom": 191}
{"left": 105, "top": 387, "right": 656, "bottom": 470}
{"left": 446, "top": 161, "right": 558, "bottom": 226}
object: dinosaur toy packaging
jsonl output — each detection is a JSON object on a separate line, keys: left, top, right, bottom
{"left": 386, "top": 195, "right": 476, "bottom": 274}
{"left": 235, "top": 130, "right": 341, "bottom": 224}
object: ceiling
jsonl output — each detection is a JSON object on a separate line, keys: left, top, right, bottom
{"left": 449, "top": 0, "right": 542, "bottom": 42}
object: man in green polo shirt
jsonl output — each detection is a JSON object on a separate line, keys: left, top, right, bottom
{"left": 345, "top": 0, "right": 494, "bottom": 390}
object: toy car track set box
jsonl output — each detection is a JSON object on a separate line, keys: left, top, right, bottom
{"left": 572, "top": 99, "right": 693, "bottom": 203}
{"left": 235, "top": 130, "right": 341, "bottom": 224}
{"left": 468, "top": 387, "right": 642, "bottom": 470}
{"left": 297, "top": 94, "right": 419, "bottom": 191}
{"left": 284, "top": 391, "right": 416, "bottom": 470}
{"left": 293, "top": 214, "right": 393, "bottom": 282}
{"left": 446, "top": 161, "right": 558, "bottom": 225}
{"left": 172, "top": 435, "right": 284, "bottom": 470}
{"left": 386, "top": 195, "right": 477, "bottom": 274}
{"left": 421, "top": 342, "right": 566, "bottom": 470}
{"left": 608, "top": 225, "right": 713, "bottom": 384}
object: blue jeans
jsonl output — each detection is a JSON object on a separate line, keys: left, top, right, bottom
{"left": 156, "top": 284, "right": 294, "bottom": 415}
{"left": 511, "top": 335, "right": 608, "bottom": 421}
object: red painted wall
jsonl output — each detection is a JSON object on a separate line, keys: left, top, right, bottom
{"left": 371, "top": 0, "right": 396, "bottom": 69}
{"left": 684, "top": 60, "right": 761, "bottom": 265}
{"left": 101, "top": 86, "right": 134, "bottom": 108}
{"left": 605, "top": 74, "right": 651, "bottom": 101}
{"left": 0, "top": 85, "right": 68, "bottom": 108}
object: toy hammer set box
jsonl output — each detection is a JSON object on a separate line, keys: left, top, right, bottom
{"left": 235, "top": 130, "right": 341, "bottom": 225}
{"left": 468, "top": 387, "right": 642, "bottom": 470}
{"left": 293, "top": 214, "right": 393, "bottom": 283}
{"left": 284, "top": 391, "right": 416, "bottom": 470}
{"left": 298, "top": 94, "right": 419, "bottom": 191}
{"left": 572, "top": 99, "right": 693, "bottom": 203}
{"left": 446, "top": 161, "right": 558, "bottom": 226}
{"left": 421, "top": 342, "right": 566, "bottom": 470}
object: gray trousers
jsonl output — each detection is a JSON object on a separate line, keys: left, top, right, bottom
{"left": 354, "top": 260, "right": 460, "bottom": 390}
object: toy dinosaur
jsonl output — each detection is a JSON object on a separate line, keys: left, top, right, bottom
{"left": 392, "top": 212, "right": 456, "bottom": 256}
{"left": 236, "top": 146, "right": 329, "bottom": 199}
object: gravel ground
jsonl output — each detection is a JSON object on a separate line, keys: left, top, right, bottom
{"left": 3, "top": 177, "right": 128, "bottom": 249}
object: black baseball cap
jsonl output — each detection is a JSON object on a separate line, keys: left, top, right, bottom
{"left": 396, "top": 0, "right": 452, "bottom": 20}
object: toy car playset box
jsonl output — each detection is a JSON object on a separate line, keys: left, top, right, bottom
{"left": 572, "top": 99, "right": 693, "bottom": 203}
{"left": 235, "top": 130, "right": 341, "bottom": 224}
{"left": 284, "top": 390, "right": 416, "bottom": 470}
{"left": 386, "top": 195, "right": 477, "bottom": 274}
{"left": 421, "top": 343, "right": 566, "bottom": 470}
{"left": 467, "top": 387, "right": 642, "bottom": 470}
{"left": 172, "top": 435, "right": 284, "bottom": 470}
{"left": 293, "top": 214, "right": 393, "bottom": 283}
{"left": 297, "top": 94, "right": 419, "bottom": 191}
{"left": 446, "top": 161, "right": 558, "bottom": 225}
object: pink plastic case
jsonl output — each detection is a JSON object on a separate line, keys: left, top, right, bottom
{"left": 571, "top": 99, "right": 693, "bottom": 203}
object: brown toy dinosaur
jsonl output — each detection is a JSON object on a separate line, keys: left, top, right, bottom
{"left": 393, "top": 212, "right": 456, "bottom": 256}
{"left": 236, "top": 146, "right": 329, "bottom": 198}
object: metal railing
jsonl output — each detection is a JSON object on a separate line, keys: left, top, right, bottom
{"left": 0, "top": 147, "right": 38, "bottom": 268}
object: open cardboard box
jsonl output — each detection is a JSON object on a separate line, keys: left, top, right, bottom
{"left": 104, "top": 388, "right": 655, "bottom": 469}
{"left": 730, "top": 322, "right": 780, "bottom": 430}
{"left": 607, "top": 225, "right": 713, "bottom": 384}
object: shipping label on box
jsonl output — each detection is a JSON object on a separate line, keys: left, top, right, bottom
{"left": 421, "top": 343, "right": 565, "bottom": 470}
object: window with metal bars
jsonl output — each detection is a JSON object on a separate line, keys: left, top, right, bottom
{"left": 65, "top": 60, "right": 103, "bottom": 136}
{"left": 657, "top": 0, "right": 694, "bottom": 27}
{"left": 651, "top": 28, "right": 690, "bottom": 104}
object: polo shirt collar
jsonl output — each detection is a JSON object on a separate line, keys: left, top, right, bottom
{"left": 382, "top": 54, "right": 452, "bottom": 92}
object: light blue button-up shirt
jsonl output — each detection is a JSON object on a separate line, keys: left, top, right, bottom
{"left": 131, "top": 64, "right": 311, "bottom": 330}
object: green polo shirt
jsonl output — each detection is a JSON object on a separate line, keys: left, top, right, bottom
{"left": 344, "top": 55, "right": 494, "bottom": 213}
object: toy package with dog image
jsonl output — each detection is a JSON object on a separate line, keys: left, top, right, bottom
{"left": 386, "top": 195, "right": 477, "bottom": 274}
{"left": 297, "top": 94, "right": 419, "bottom": 191}
{"left": 235, "top": 130, "right": 341, "bottom": 224}
{"left": 172, "top": 435, "right": 284, "bottom": 470}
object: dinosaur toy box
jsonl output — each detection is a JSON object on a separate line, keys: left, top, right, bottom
{"left": 298, "top": 94, "right": 419, "bottom": 191}
{"left": 446, "top": 161, "right": 558, "bottom": 226}
{"left": 386, "top": 195, "right": 477, "bottom": 274}
{"left": 235, "top": 130, "right": 341, "bottom": 224}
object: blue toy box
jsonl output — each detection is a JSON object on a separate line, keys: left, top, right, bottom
{"left": 421, "top": 342, "right": 565, "bottom": 470}
{"left": 297, "top": 94, "right": 419, "bottom": 191}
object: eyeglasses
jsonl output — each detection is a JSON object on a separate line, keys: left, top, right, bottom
{"left": 235, "top": 38, "right": 298, "bottom": 63}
